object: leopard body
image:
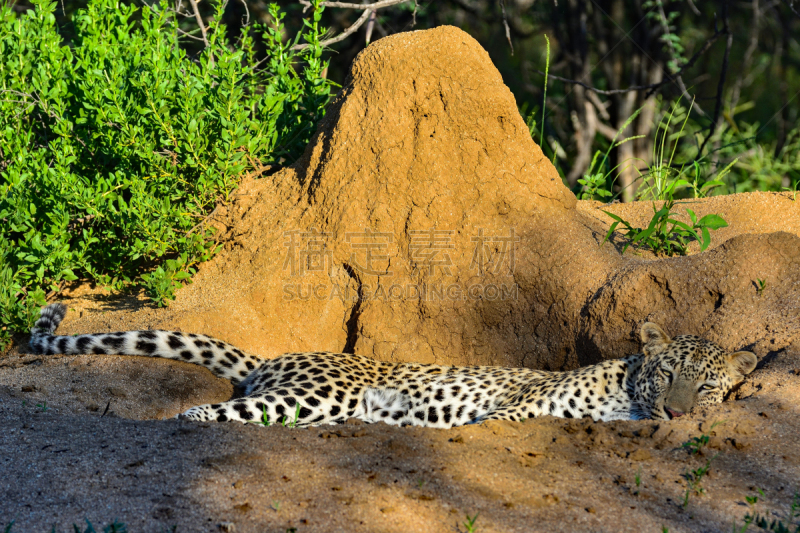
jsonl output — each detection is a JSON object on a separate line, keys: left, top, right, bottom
{"left": 28, "top": 304, "right": 757, "bottom": 427}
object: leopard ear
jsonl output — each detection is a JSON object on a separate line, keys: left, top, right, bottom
{"left": 728, "top": 351, "right": 757, "bottom": 378}
{"left": 640, "top": 322, "right": 671, "bottom": 357}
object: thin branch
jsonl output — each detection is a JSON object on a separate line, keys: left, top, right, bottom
{"left": 654, "top": 0, "right": 704, "bottom": 115}
{"left": 531, "top": 26, "right": 725, "bottom": 97}
{"left": 187, "top": 0, "right": 214, "bottom": 67}
{"left": 186, "top": 205, "right": 220, "bottom": 236}
{"left": 686, "top": 0, "right": 702, "bottom": 15}
{"left": 299, "top": 0, "right": 408, "bottom": 9}
{"left": 365, "top": 9, "right": 376, "bottom": 45}
{"left": 238, "top": 0, "right": 250, "bottom": 26}
{"left": 176, "top": 27, "right": 208, "bottom": 41}
{"left": 696, "top": 1, "right": 732, "bottom": 158}
{"left": 782, "top": 0, "right": 800, "bottom": 16}
{"left": 499, "top": 0, "right": 513, "bottom": 55}
{"left": 293, "top": 7, "right": 372, "bottom": 49}
{"left": 187, "top": 0, "right": 209, "bottom": 47}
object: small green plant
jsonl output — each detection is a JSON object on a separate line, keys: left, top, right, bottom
{"left": 285, "top": 403, "right": 302, "bottom": 428}
{"left": 682, "top": 421, "right": 723, "bottom": 455}
{"left": 633, "top": 466, "right": 642, "bottom": 496}
{"left": 756, "top": 278, "right": 767, "bottom": 297}
{"left": 784, "top": 180, "right": 799, "bottom": 202}
{"left": 35, "top": 401, "right": 47, "bottom": 412}
{"left": 59, "top": 520, "right": 128, "bottom": 533}
{"left": 680, "top": 423, "right": 723, "bottom": 507}
{"left": 603, "top": 202, "right": 728, "bottom": 256}
{"left": 682, "top": 457, "right": 716, "bottom": 508}
{"left": 540, "top": 35, "right": 550, "bottom": 151}
{"left": 578, "top": 108, "right": 644, "bottom": 201}
{"left": 462, "top": 513, "right": 479, "bottom": 533}
{"left": 248, "top": 404, "right": 271, "bottom": 427}
{"left": 4, "top": 521, "right": 14, "bottom": 533}
{"left": 734, "top": 491, "right": 800, "bottom": 533}
{"left": 746, "top": 488, "right": 766, "bottom": 507}
{"left": 687, "top": 159, "right": 732, "bottom": 199}
{"left": 270, "top": 500, "right": 281, "bottom": 512}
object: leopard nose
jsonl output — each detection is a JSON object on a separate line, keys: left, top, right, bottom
{"left": 665, "top": 407, "right": 685, "bottom": 419}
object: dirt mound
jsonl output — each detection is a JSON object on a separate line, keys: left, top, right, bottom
{"left": 33, "top": 25, "right": 798, "bottom": 371}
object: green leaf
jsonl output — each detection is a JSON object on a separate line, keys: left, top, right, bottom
{"left": 697, "top": 214, "right": 728, "bottom": 230}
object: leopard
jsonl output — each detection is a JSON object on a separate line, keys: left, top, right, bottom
{"left": 28, "top": 303, "right": 757, "bottom": 428}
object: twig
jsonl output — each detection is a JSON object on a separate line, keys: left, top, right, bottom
{"left": 176, "top": 27, "right": 208, "bottom": 42}
{"left": 186, "top": 205, "right": 220, "bottom": 236}
{"left": 299, "top": 0, "right": 407, "bottom": 8}
{"left": 655, "top": 0, "right": 705, "bottom": 116}
{"left": 238, "top": 0, "right": 250, "bottom": 26}
{"left": 532, "top": 26, "right": 725, "bottom": 98}
{"left": 499, "top": 0, "right": 513, "bottom": 55}
{"left": 696, "top": 1, "right": 732, "bottom": 159}
{"left": 783, "top": 0, "right": 800, "bottom": 16}
{"left": 365, "top": 9, "right": 376, "bottom": 44}
{"left": 187, "top": 0, "right": 214, "bottom": 67}
{"left": 293, "top": 7, "right": 373, "bottom": 50}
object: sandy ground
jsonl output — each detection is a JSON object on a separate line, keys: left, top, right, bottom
{"left": 1, "top": 343, "right": 799, "bottom": 533}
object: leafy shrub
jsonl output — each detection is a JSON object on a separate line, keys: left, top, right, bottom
{"left": 600, "top": 101, "right": 729, "bottom": 257}
{"left": 602, "top": 201, "right": 728, "bottom": 257}
{"left": 0, "top": 0, "right": 333, "bottom": 348}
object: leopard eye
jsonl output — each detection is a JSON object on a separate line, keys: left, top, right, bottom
{"left": 659, "top": 367, "right": 673, "bottom": 382}
{"left": 698, "top": 384, "right": 717, "bottom": 392}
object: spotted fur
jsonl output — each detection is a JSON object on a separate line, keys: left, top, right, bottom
{"left": 28, "top": 304, "right": 757, "bottom": 427}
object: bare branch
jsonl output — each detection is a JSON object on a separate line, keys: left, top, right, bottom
{"left": 238, "top": 0, "right": 250, "bottom": 26}
{"left": 498, "top": 0, "right": 513, "bottom": 55}
{"left": 299, "top": 0, "right": 408, "bottom": 10}
{"left": 365, "top": 9, "right": 376, "bottom": 45}
{"left": 782, "top": 0, "right": 800, "bottom": 16}
{"left": 697, "top": 1, "right": 733, "bottom": 158}
{"left": 187, "top": 0, "right": 209, "bottom": 47}
{"left": 176, "top": 27, "right": 208, "bottom": 42}
{"left": 654, "top": 0, "right": 705, "bottom": 116}
{"left": 532, "top": 25, "right": 725, "bottom": 98}
{"left": 293, "top": 7, "right": 372, "bottom": 49}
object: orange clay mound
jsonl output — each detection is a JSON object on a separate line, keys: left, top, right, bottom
{"left": 42, "top": 26, "right": 799, "bottom": 372}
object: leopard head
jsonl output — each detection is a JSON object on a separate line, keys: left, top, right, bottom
{"left": 632, "top": 323, "right": 757, "bottom": 420}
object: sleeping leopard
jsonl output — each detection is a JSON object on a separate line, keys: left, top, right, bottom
{"left": 28, "top": 303, "right": 757, "bottom": 427}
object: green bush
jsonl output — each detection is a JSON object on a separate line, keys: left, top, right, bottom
{"left": 0, "top": 0, "right": 333, "bottom": 347}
